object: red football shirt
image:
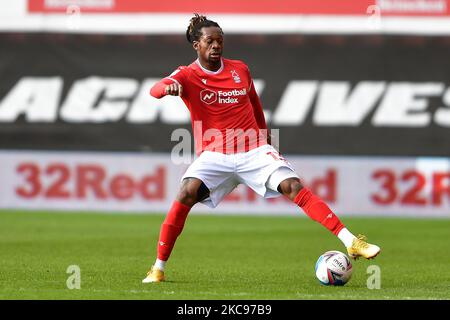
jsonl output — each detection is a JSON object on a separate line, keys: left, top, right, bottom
{"left": 151, "top": 58, "right": 268, "bottom": 155}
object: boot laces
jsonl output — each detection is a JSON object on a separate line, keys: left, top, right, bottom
{"left": 354, "top": 234, "right": 369, "bottom": 249}
{"left": 147, "top": 266, "right": 155, "bottom": 276}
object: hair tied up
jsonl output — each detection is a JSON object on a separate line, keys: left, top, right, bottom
{"left": 186, "top": 13, "right": 221, "bottom": 43}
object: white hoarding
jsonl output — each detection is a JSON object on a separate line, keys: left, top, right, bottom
{"left": 0, "top": 150, "right": 449, "bottom": 217}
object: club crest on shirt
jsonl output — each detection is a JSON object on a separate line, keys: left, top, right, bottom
{"left": 231, "top": 70, "right": 241, "bottom": 83}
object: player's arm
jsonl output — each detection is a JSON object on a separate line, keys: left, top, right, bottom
{"left": 150, "top": 67, "right": 186, "bottom": 99}
{"left": 150, "top": 78, "right": 183, "bottom": 98}
{"left": 248, "top": 80, "right": 271, "bottom": 144}
{"left": 248, "top": 80, "right": 266, "bottom": 129}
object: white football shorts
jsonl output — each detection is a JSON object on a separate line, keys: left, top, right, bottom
{"left": 181, "top": 144, "right": 299, "bottom": 208}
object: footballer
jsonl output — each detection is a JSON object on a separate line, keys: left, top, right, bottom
{"left": 143, "top": 14, "right": 381, "bottom": 283}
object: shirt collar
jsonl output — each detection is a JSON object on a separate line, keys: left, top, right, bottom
{"left": 195, "top": 58, "right": 224, "bottom": 75}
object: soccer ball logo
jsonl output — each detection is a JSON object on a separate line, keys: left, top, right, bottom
{"left": 315, "top": 251, "right": 353, "bottom": 286}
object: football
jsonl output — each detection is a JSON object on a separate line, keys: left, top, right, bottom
{"left": 315, "top": 250, "right": 353, "bottom": 286}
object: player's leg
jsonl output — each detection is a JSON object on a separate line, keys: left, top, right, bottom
{"left": 274, "top": 175, "right": 380, "bottom": 259}
{"left": 276, "top": 176, "right": 349, "bottom": 240}
{"left": 156, "top": 178, "right": 209, "bottom": 266}
{"left": 143, "top": 150, "right": 238, "bottom": 283}
{"left": 238, "top": 145, "right": 380, "bottom": 259}
{"left": 143, "top": 178, "right": 209, "bottom": 283}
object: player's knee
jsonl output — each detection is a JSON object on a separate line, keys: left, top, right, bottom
{"left": 176, "top": 179, "right": 202, "bottom": 206}
{"left": 177, "top": 188, "right": 197, "bottom": 206}
{"left": 279, "top": 178, "right": 303, "bottom": 201}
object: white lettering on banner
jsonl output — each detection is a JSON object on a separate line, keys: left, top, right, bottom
{"left": 127, "top": 79, "right": 190, "bottom": 124}
{"left": 0, "top": 77, "right": 62, "bottom": 122}
{"left": 272, "top": 81, "right": 318, "bottom": 125}
{"left": 378, "top": 0, "right": 447, "bottom": 14}
{"left": 313, "top": 81, "right": 386, "bottom": 125}
{"left": 60, "top": 77, "right": 138, "bottom": 122}
{"left": 45, "top": 0, "right": 115, "bottom": 9}
{"left": 273, "top": 80, "right": 449, "bottom": 127}
{"left": 434, "top": 87, "right": 450, "bottom": 127}
{"left": 0, "top": 151, "right": 449, "bottom": 216}
{"left": 372, "top": 82, "right": 444, "bottom": 127}
{"left": 1, "top": 77, "right": 450, "bottom": 127}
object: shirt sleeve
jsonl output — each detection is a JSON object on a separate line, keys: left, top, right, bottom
{"left": 149, "top": 78, "right": 175, "bottom": 99}
{"left": 246, "top": 67, "right": 268, "bottom": 131}
{"left": 149, "top": 66, "right": 187, "bottom": 99}
{"left": 163, "top": 67, "right": 186, "bottom": 87}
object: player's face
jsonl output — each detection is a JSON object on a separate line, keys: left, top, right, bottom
{"left": 194, "top": 26, "right": 224, "bottom": 64}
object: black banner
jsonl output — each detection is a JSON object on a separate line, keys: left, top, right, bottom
{"left": 1, "top": 33, "right": 450, "bottom": 156}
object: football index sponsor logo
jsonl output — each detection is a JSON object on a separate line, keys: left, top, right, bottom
{"left": 200, "top": 88, "right": 247, "bottom": 105}
{"left": 218, "top": 89, "right": 246, "bottom": 103}
{"left": 200, "top": 89, "right": 217, "bottom": 104}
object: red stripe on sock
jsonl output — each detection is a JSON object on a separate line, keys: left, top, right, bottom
{"left": 157, "top": 200, "right": 191, "bottom": 261}
{"left": 294, "top": 188, "right": 344, "bottom": 236}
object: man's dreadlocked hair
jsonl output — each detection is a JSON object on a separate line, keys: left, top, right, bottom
{"left": 186, "top": 13, "right": 222, "bottom": 43}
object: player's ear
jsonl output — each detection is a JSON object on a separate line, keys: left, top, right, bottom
{"left": 192, "top": 40, "right": 200, "bottom": 51}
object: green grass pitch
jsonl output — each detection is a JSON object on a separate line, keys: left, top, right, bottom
{"left": 0, "top": 211, "right": 449, "bottom": 300}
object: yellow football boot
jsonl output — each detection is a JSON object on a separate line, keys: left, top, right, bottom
{"left": 347, "top": 234, "right": 381, "bottom": 260}
{"left": 142, "top": 265, "right": 165, "bottom": 283}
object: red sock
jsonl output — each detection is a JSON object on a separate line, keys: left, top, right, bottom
{"left": 293, "top": 187, "right": 345, "bottom": 236}
{"left": 157, "top": 200, "right": 191, "bottom": 261}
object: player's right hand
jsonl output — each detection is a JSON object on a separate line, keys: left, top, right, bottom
{"left": 164, "top": 83, "right": 183, "bottom": 97}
